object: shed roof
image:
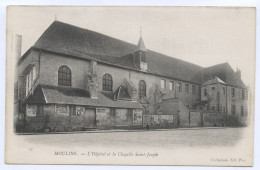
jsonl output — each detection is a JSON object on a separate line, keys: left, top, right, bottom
{"left": 26, "top": 84, "right": 143, "bottom": 109}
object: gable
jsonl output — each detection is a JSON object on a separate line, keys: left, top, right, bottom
{"left": 202, "top": 63, "right": 247, "bottom": 89}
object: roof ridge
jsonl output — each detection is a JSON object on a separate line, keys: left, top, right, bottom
{"left": 37, "top": 21, "right": 204, "bottom": 69}
{"left": 204, "top": 62, "right": 229, "bottom": 69}
{"left": 52, "top": 21, "right": 137, "bottom": 50}
{"left": 149, "top": 49, "right": 203, "bottom": 69}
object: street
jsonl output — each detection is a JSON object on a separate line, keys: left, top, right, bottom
{"left": 21, "top": 127, "right": 245, "bottom": 149}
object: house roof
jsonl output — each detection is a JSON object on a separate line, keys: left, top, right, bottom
{"left": 33, "top": 21, "right": 204, "bottom": 84}
{"left": 26, "top": 84, "right": 143, "bottom": 109}
{"left": 202, "top": 63, "right": 247, "bottom": 89}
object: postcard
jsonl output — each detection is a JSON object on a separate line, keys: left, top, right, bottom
{"left": 5, "top": 6, "right": 255, "bottom": 166}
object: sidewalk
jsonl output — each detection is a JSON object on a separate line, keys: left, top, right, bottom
{"left": 16, "top": 126, "right": 234, "bottom": 135}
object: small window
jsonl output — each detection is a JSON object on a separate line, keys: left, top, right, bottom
{"left": 58, "top": 66, "right": 71, "bottom": 86}
{"left": 178, "top": 82, "right": 182, "bottom": 92}
{"left": 161, "top": 79, "right": 166, "bottom": 89}
{"left": 169, "top": 81, "right": 174, "bottom": 90}
{"left": 185, "top": 84, "right": 189, "bottom": 93}
{"left": 204, "top": 88, "right": 207, "bottom": 96}
{"left": 223, "top": 87, "right": 226, "bottom": 95}
{"left": 192, "top": 85, "right": 196, "bottom": 95}
{"left": 212, "top": 106, "right": 215, "bottom": 111}
{"left": 212, "top": 86, "right": 215, "bottom": 92}
{"left": 139, "top": 80, "right": 146, "bottom": 98}
{"left": 102, "top": 73, "right": 113, "bottom": 91}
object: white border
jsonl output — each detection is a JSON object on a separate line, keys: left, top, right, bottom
{"left": 0, "top": 0, "right": 259, "bottom": 170}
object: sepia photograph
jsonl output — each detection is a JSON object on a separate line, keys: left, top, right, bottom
{"left": 5, "top": 6, "right": 255, "bottom": 166}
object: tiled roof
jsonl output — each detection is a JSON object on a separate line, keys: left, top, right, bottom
{"left": 33, "top": 21, "right": 204, "bottom": 84}
{"left": 202, "top": 63, "right": 247, "bottom": 89}
{"left": 27, "top": 84, "right": 143, "bottom": 109}
{"left": 30, "top": 21, "right": 247, "bottom": 88}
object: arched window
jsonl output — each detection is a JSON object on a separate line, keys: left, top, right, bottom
{"left": 139, "top": 80, "right": 146, "bottom": 98}
{"left": 58, "top": 66, "right": 71, "bottom": 86}
{"left": 102, "top": 73, "right": 113, "bottom": 91}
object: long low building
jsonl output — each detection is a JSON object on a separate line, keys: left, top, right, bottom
{"left": 14, "top": 21, "right": 249, "bottom": 132}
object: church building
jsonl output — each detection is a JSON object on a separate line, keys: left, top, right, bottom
{"left": 14, "top": 21, "right": 249, "bottom": 132}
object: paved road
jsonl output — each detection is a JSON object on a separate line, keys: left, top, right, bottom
{"left": 21, "top": 127, "right": 245, "bottom": 149}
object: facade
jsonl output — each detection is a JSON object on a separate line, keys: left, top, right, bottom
{"left": 14, "top": 21, "right": 249, "bottom": 132}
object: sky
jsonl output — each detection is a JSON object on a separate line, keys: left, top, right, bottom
{"left": 7, "top": 6, "right": 255, "bottom": 87}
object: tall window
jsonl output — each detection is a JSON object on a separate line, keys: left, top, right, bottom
{"left": 223, "top": 87, "right": 226, "bottom": 95}
{"left": 102, "top": 73, "right": 113, "bottom": 91}
{"left": 139, "top": 80, "right": 146, "bottom": 98}
{"left": 58, "top": 66, "right": 71, "bottom": 86}
{"left": 178, "top": 82, "right": 182, "bottom": 92}
{"left": 185, "top": 84, "right": 189, "bottom": 93}
{"left": 204, "top": 88, "right": 207, "bottom": 97}
{"left": 192, "top": 85, "right": 196, "bottom": 95}
{"left": 242, "top": 90, "right": 245, "bottom": 100}
{"left": 198, "top": 87, "right": 201, "bottom": 96}
{"left": 231, "top": 105, "right": 236, "bottom": 115}
{"left": 169, "top": 81, "right": 174, "bottom": 90}
{"left": 241, "top": 106, "right": 244, "bottom": 116}
{"left": 161, "top": 79, "right": 166, "bottom": 89}
{"left": 232, "top": 88, "right": 235, "bottom": 97}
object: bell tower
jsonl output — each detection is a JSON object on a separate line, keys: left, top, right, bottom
{"left": 134, "top": 28, "right": 148, "bottom": 71}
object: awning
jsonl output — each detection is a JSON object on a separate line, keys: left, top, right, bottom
{"left": 26, "top": 84, "right": 143, "bottom": 109}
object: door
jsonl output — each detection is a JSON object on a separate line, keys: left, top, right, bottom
{"left": 84, "top": 108, "right": 96, "bottom": 126}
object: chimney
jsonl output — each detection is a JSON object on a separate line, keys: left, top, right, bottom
{"left": 14, "top": 34, "right": 22, "bottom": 62}
{"left": 236, "top": 68, "right": 241, "bottom": 79}
{"left": 86, "top": 61, "right": 98, "bottom": 99}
